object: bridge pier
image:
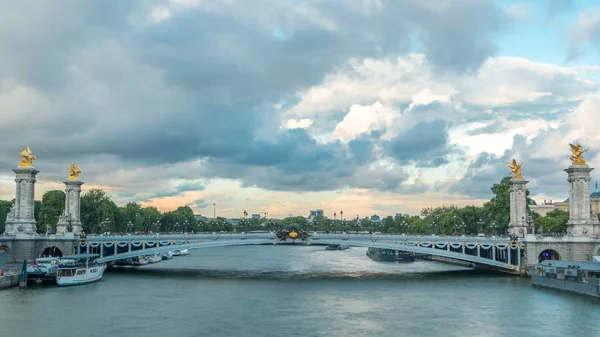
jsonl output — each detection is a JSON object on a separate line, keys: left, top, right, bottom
{"left": 0, "top": 234, "right": 77, "bottom": 263}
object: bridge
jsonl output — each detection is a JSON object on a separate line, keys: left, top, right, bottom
{"left": 80, "top": 233, "right": 524, "bottom": 274}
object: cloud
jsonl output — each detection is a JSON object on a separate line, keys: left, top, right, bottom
{"left": 567, "top": 7, "right": 600, "bottom": 62}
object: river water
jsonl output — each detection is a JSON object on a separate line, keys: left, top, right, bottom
{"left": 1, "top": 246, "right": 599, "bottom": 337}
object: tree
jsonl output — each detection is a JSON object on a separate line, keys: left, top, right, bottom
{"left": 80, "top": 189, "right": 120, "bottom": 233}
{"left": 38, "top": 190, "right": 66, "bottom": 231}
{"left": 0, "top": 200, "right": 13, "bottom": 234}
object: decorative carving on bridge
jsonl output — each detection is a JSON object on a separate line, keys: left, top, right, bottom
{"left": 507, "top": 159, "right": 523, "bottom": 179}
{"left": 569, "top": 143, "right": 587, "bottom": 165}
{"left": 17, "top": 146, "right": 36, "bottom": 168}
{"left": 276, "top": 227, "right": 310, "bottom": 242}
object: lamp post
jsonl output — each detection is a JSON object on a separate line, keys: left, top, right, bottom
{"left": 126, "top": 221, "right": 134, "bottom": 234}
{"left": 66, "top": 213, "right": 73, "bottom": 233}
{"left": 522, "top": 215, "right": 534, "bottom": 235}
{"left": 477, "top": 218, "right": 484, "bottom": 235}
{"left": 491, "top": 222, "right": 496, "bottom": 236}
{"left": 213, "top": 203, "right": 216, "bottom": 219}
{"left": 183, "top": 219, "right": 189, "bottom": 233}
{"left": 340, "top": 210, "right": 344, "bottom": 220}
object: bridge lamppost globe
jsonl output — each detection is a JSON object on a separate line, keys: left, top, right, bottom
{"left": 183, "top": 219, "right": 189, "bottom": 233}
{"left": 491, "top": 222, "right": 496, "bottom": 236}
{"left": 126, "top": 221, "right": 134, "bottom": 234}
{"left": 477, "top": 218, "right": 484, "bottom": 235}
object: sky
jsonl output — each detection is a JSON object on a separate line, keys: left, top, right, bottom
{"left": 1, "top": 0, "right": 600, "bottom": 219}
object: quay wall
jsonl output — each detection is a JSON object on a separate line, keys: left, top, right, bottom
{"left": 0, "top": 273, "right": 20, "bottom": 290}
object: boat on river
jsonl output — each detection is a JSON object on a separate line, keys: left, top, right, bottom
{"left": 26, "top": 257, "right": 60, "bottom": 284}
{"left": 56, "top": 254, "right": 106, "bottom": 287}
{"left": 173, "top": 249, "right": 189, "bottom": 256}
{"left": 325, "top": 245, "right": 350, "bottom": 251}
{"left": 147, "top": 254, "right": 162, "bottom": 263}
{"left": 162, "top": 251, "right": 173, "bottom": 260}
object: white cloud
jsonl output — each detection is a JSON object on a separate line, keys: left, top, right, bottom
{"left": 331, "top": 102, "right": 397, "bottom": 143}
{"left": 149, "top": 7, "right": 171, "bottom": 22}
{"left": 285, "top": 118, "right": 313, "bottom": 129}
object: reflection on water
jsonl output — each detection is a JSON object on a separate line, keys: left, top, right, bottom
{"left": 1, "top": 246, "right": 599, "bottom": 337}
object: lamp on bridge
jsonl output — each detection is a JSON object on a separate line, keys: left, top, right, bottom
{"left": 522, "top": 215, "right": 534, "bottom": 235}
{"left": 65, "top": 213, "right": 73, "bottom": 233}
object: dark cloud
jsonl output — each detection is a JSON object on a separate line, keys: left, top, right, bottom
{"left": 0, "top": 0, "right": 513, "bottom": 197}
{"left": 385, "top": 119, "right": 452, "bottom": 167}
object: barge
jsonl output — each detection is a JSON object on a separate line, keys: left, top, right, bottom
{"left": 532, "top": 260, "right": 600, "bottom": 298}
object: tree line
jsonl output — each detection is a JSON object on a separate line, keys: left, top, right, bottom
{"left": 0, "top": 177, "right": 577, "bottom": 235}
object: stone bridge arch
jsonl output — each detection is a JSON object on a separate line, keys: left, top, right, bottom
{"left": 0, "top": 245, "right": 10, "bottom": 265}
{"left": 36, "top": 240, "right": 75, "bottom": 258}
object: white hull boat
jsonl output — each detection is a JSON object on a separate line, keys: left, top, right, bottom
{"left": 147, "top": 254, "right": 162, "bottom": 263}
{"left": 56, "top": 254, "right": 106, "bottom": 287}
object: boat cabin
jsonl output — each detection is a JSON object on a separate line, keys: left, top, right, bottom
{"left": 535, "top": 260, "right": 600, "bottom": 283}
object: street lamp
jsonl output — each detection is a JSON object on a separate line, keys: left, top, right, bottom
{"left": 213, "top": 203, "right": 216, "bottom": 219}
{"left": 477, "top": 218, "right": 484, "bottom": 235}
{"left": 126, "top": 221, "right": 134, "bottom": 234}
{"left": 491, "top": 222, "right": 496, "bottom": 235}
{"left": 522, "top": 215, "right": 534, "bottom": 235}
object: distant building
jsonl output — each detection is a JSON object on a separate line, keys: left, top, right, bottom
{"left": 530, "top": 196, "right": 600, "bottom": 216}
{"left": 370, "top": 215, "right": 381, "bottom": 223}
{"left": 308, "top": 209, "right": 324, "bottom": 221}
{"left": 251, "top": 214, "right": 261, "bottom": 220}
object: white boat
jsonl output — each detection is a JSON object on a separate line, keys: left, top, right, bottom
{"left": 179, "top": 249, "right": 190, "bottom": 256}
{"left": 27, "top": 257, "right": 60, "bottom": 284}
{"left": 132, "top": 256, "right": 149, "bottom": 266}
{"left": 56, "top": 254, "right": 106, "bottom": 287}
{"left": 162, "top": 251, "right": 173, "bottom": 260}
{"left": 147, "top": 254, "right": 162, "bottom": 263}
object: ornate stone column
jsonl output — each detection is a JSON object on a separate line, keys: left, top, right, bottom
{"left": 56, "top": 164, "right": 84, "bottom": 235}
{"left": 508, "top": 178, "right": 529, "bottom": 237}
{"left": 4, "top": 147, "right": 39, "bottom": 235}
{"left": 565, "top": 164, "right": 600, "bottom": 236}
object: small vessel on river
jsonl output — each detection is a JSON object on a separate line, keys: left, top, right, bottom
{"left": 26, "top": 257, "right": 60, "bottom": 284}
{"left": 366, "top": 248, "right": 416, "bottom": 262}
{"left": 147, "top": 254, "right": 162, "bottom": 263}
{"left": 56, "top": 254, "right": 106, "bottom": 287}
{"left": 173, "top": 249, "right": 189, "bottom": 256}
{"left": 325, "top": 245, "right": 349, "bottom": 251}
{"left": 162, "top": 251, "right": 174, "bottom": 260}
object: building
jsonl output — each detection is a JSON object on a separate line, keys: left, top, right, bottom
{"left": 370, "top": 215, "right": 382, "bottom": 223}
{"left": 308, "top": 209, "right": 324, "bottom": 221}
{"left": 530, "top": 195, "right": 600, "bottom": 217}
{"left": 251, "top": 213, "right": 261, "bottom": 220}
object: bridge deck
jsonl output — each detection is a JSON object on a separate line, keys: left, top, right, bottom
{"left": 79, "top": 233, "right": 523, "bottom": 274}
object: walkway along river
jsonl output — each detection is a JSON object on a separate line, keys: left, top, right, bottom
{"left": 1, "top": 246, "right": 599, "bottom": 337}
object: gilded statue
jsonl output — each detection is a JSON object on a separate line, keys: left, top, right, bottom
{"left": 569, "top": 143, "right": 587, "bottom": 165}
{"left": 68, "top": 163, "right": 82, "bottom": 180}
{"left": 507, "top": 159, "right": 523, "bottom": 179}
{"left": 17, "top": 146, "right": 36, "bottom": 168}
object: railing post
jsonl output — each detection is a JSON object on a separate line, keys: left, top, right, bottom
{"left": 100, "top": 243, "right": 104, "bottom": 257}
{"left": 477, "top": 245, "right": 481, "bottom": 257}
{"left": 508, "top": 246, "right": 511, "bottom": 264}
{"left": 462, "top": 244, "right": 465, "bottom": 254}
{"left": 86, "top": 244, "right": 90, "bottom": 254}
{"left": 492, "top": 245, "right": 496, "bottom": 261}
{"left": 517, "top": 246, "right": 521, "bottom": 266}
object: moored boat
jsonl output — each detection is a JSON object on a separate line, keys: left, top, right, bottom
{"left": 27, "top": 257, "right": 60, "bottom": 284}
{"left": 56, "top": 254, "right": 106, "bottom": 287}
{"left": 162, "top": 251, "right": 173, "bottom": 260}
{"left": 325, "top": 245, "right": 350, "bottom": 251}
{"left": 179, "top": 249, "right": 190, "bottom": 256}
{"left": 147, "top": 254, "right": 162, "bottom": 263}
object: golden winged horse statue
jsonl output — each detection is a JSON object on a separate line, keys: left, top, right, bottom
{"left": 507, "top": 159, "right": 523, "bottom": 179}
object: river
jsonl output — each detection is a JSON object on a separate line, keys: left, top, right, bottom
{"left": 1, "top": 246, "right": 598, "bottom": 337}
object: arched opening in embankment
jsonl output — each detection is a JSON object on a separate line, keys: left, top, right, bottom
{"left": 538, "top": 249, "right": 560, "bottom": 262}
{"left": 40, "top": 246, "right": 63, "bottom": 258}
{"left": 0, "top": 246, "right": 9, "bottom": 266}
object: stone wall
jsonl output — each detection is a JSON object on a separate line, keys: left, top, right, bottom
{"left": 0, "top": 237, "right": 76, "bottom": 263}
{"left": 523, "top": 236, "right": 600, "bottom": 268}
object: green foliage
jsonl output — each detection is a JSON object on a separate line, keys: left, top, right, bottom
{"left": 38, "top": 190, "right": 66, "bottom": 231}
{"left": 533, "top": 209, "right": 569, "bottom": 234}
{"left": 0, "top": 200, "right": 13, "bottom": 234}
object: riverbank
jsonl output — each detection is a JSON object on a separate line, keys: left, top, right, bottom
{"left": 0, "top": 272, "right": 20, "bottom": 290}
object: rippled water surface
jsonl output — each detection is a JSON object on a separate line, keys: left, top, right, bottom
{"left": 1, "top": 246, "right": 599, "bottom": 337}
